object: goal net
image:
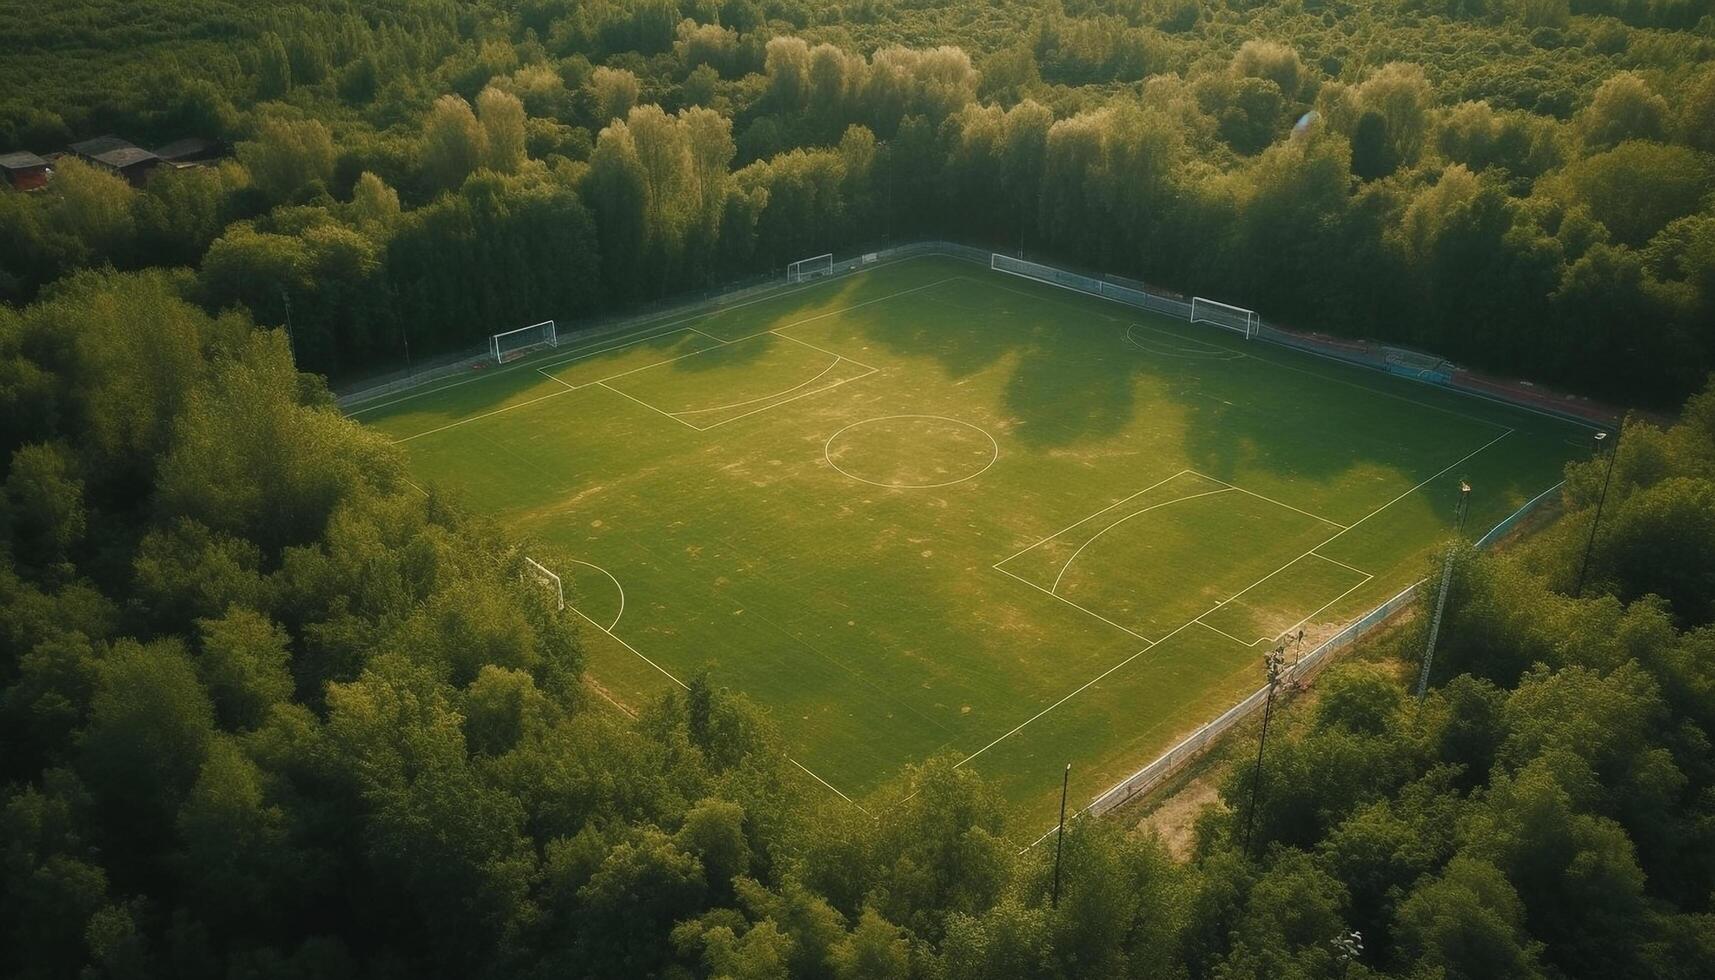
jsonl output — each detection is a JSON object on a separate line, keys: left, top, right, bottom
{"left": 522, "top": 556, "right": 564, "bottom": 610}
{"left": 787, "top": 253, "right": 833, "bottom": 283}
{"left": 491, "top": 320, "right": 557, "bottom": 363}
{"left": 1190, "top": 297, "right": 1258, "bottom": 339}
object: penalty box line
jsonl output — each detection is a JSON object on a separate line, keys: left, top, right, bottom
{"left": 596, "top": 329, "right": 883, "bottom": 432}
{"left": 962, "top": 429, "right": 1513, "bottom": 770}
{"left": 563, "top": 584, "right": 871, "bottom": 816}
{"left": 365, "top": 266, "right": 947, "bottom": 437}
{"left": 350, "top": 254, "right": 926, "bottom": 418}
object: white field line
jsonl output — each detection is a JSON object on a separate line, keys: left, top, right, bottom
{"left": 566, "top": 588, "right": 868, "bottom": 815}
{"left": 350, "top": 259, "right": 949, "bottom": 419}
{"left": 348, "top": 322, "right": 688, "bottom": 418}
{"left": 790, "top": 759, "right": 875, "bottom": 817}
{"left": 691, "top": 367, "right": 878, "bottom": 431}
{"left": 566, "top": 558, "right": 626, "bottom": 631}
{"left": 1335, "top": 428, "right": 1514, "bottom": 537}
{"left": 1250, "top": 347, "right": 1512, "bottom": 433}
{"left": 1306, "top": 551, "right": 1371, "bottom": 579}
{"left": 769, "top": 329, "right": 881, "bottom": 373}
{"left": 1193, "top": 559, "right": 1374, "bottom": 648}
{"left": 1126, "top": 319, "right": 1236, "bottom": 354}
{"left": 570, "top": 330, "right": 733, "bottom": 389}
{"left": 585, "top": 680, "right": 638, "bottom": 718}
{"left": 1050, "top": 488, "right": 1236, "bottom": 595}
{"left": 564, "top": 601, "right": 687, "bottom": 690}
{"left": 1124, "top": 323, "right": 1244, "bottom": 361}
{"left": 537, "top": 368, "right": 578, "bottom": 391}
{"left": 1191, "top": 471, "right": 1349, "bottom": 529}
{"left": 992, "top": 564, "right": 1154, "bottom": 643}
{"left": 823, "top": 415, "right": 1000, "bottom": 490}
{"left": 985, "top": 274, "right": 1514, "bottom": 434}
{"left": 671, "top": 355, "right": 843, "bottom": 418}
{"left": 596, "top": 380, "right": 703, "bottom": 430}
{"left": 953, "top": 641, "right": 1157, "bottom": 771}
{"left": 995, "top": 469, "right": 1198, "bottom": 567}
{"left": 1194, "top": 620, "right": 1258, "bottom": 646}
{"left": 572, "top": 274, "right": 910, "bottom": 402}
{"left": 392, "top": 387, "right": 576, "bottom": 444}
{"left": 730, "top": 277, "right": 969, "bottom": 345}
{"left": 963, "top": 429, "right": 1513, "bottom": 767}
{"left": 686, "top": 325, "right": 733, "bottom": 345}
{"left": 1275, "top": 573, "right": 1374, "bottom": 644}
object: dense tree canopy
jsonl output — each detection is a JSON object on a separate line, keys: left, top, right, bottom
{"left": 3, "top": 0, "right": 1715, "bottom": 976}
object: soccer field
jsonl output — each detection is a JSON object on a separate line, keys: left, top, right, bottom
{"left": 353, "top": 254, "right": 1588, "bottom": 823}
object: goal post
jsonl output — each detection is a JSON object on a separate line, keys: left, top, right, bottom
{"left": 522, "top": 556, "right": 564, "bottom": 610}
{"left": 786, "top": 253, "right": 833, "bottom": 283}
{"left": 491, "top": 320, "right": 558, "bottom": 363}
{"left": 1190, "top": 297, "right": 1258, "bottom": 339}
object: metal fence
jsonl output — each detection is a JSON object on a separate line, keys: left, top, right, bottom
{"left": 1024, "top": 479, "right": 1567, "bottom": 849}
{"left": 328, "top": 237, "right": 1590, "bottom": 839}
{"left": 336, "top": 240, "right": 996, "bottom": 409}
{"left": 339, "top": 241, "right": 1615, "bottom": 429}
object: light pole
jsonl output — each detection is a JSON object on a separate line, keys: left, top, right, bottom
{"left": 1574, "top": 426, "right": 1620, "bottom": 598}
{"left": 279, "top": 286, "right": 297, "bottom": 367}
{"left": 1051, "top": 762, "right": 1070, "bottom": 908}
{"left": 1416, "top": 479, "right": 1472, "bottom": 699}
{"left": 1242, "top": 647, "right": 1286, "bottom": 856}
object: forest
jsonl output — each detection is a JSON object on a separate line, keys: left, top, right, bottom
{"left": 1, "top": 0, "right": 1713, "bottom": 403}
{"left": 2, "top": 0, "right": 1715, "bottom": 977}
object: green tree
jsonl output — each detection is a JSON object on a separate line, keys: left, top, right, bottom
{"left": 3, "top": 442, "right": 84, "bottom": 571}
{"left": 1393, "top": 857, "right": 1545, "bottom": 980}
{"left": 423, "top": 94, "right": 488, "bottom": 193}
{"left": 195, "top": 606, "right": 294, "bottom": 730}
{"left": 478, "top": 86, "right": 528, "bottom": 174}
{"left": 1576, "top": 72, "right": 1670, "bottom": 150}
{"left": 238, "top": 117, "right": 335, "bottom": 203}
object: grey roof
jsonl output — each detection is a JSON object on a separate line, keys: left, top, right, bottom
{"left": 153, "top": 137, "right": 218, "bottom": 161}
{"left": 0, "top": 151, "right": 50, "bottom": 170}
{"left": 69, "top": 135, "right": 136, "bottom": 158}
{"left": 92, "top": 146, "right": 161, "bottom": 169}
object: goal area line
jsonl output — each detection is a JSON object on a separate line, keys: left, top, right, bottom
{"left": 962, "top": 428, "right": 1512, "bottom": 774}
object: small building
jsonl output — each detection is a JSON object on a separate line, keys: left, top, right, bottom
{"left": 68, "top": 135, "right": 162, "bottom": 186}
{"left": 68, "top": 135, "right": 135, "bottom": 160}
{"left": 153, "top": 137, "right": 222, "bottom": 166}
{"left": 0, "top": 151, "right": 51, "bottom": 191}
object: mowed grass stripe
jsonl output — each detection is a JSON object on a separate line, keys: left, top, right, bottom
{"left": 361, "top": 254, "right": 1588, "bottom": 820}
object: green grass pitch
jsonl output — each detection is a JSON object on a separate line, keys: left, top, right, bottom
{"left": 353, "top": 254, "right": 1589, "bottom": 824}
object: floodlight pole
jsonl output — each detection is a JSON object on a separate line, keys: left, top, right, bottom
{"left": 1573, "top": 426, "right": 1620, "bottom": 598}
{"left": 1051, "top": 762, "right": 1070, "bottom": 908}
{"left": 279, "top": 287, "right": 297, "bottom": 367}
{"left": 1242, "top": 648, "right": 1285, "bottom": 856}
{"left": 1416, "top": 480, "right": 1472, "bottom": 699}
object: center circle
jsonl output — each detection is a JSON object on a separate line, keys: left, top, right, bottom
{"left": 823, "top": 415, "right": 999, "bottom": 489}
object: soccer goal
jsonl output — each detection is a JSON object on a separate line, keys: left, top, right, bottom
{"left": 522, "top": 556, "right": 564, "bottom": 610}
{"left": 491, "top": 320, "right": 558, "bottom": 363}
{"left": 1190, "top": 297, "right": 1259, "bottom": 339}
{"left": 787, "top": 253, "right": 834, "bottom": 283}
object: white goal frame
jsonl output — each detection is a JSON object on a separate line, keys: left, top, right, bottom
{"left": 1190, "top": 297, "right": 1258, "bottom": 339}
{"left": 491, "top": 320, "right": 558, "bottom": 363}
{"left": 786, "top": 253, "right": 833, "bottom": 284}
{"left": 523, "top": 556, "right": 564, "bottom": 610}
